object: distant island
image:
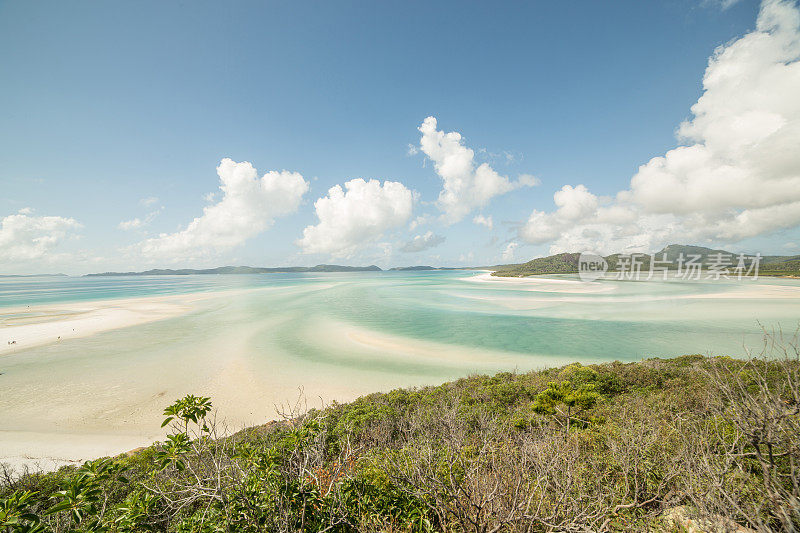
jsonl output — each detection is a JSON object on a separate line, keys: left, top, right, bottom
{"left": 85, "top": 265, "right": 487, "bottom": 276}
{"left": 387, "top": 266, "right": 484, "bottom": 271}
{"left": 388, "top": 265, "right": 438, "bottom": 271}
{"left": 492, "top": 244, "right": 800, "bottom": 277}
{"left": 84, "top": 264, "right": 383, "bottom": 276}
{"left": 0, "top": 273, "right": 68, "bottom": 278}
{"left": 44, "top": 243, "right": 800, "bottom": 278}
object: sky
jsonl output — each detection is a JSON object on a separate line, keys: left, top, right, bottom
{"left": 1, "top": 0, "right": 799, "bottom": 274}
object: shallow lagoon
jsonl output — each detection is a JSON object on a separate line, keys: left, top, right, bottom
{"left": 1, "top": 271, "right": 799, "bottom": 469}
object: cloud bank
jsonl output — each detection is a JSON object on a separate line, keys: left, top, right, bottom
{"left": 138, "top": 158, "right": 309, "bottom": 260}
{"left": 298, "top": 178, "right": 414, "bottom": 257}
{"left": 418, "top": 117, "right": 537, "bottom": 224}
{"left": 521, "top": 0, "right": 800, "bottom": 254}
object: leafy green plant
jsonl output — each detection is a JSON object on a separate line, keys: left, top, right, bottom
{"left": 45, "top": 459, "right": 128, "bottom": 529}
{"left": 154, "top": 433, "right": 192, "bottom": 472}
{"left": 0, "top": 490, "right": 45, "bottom": 532}
{"left": 532, "top": 364, "right": 602, "bottom": 432}
{"left": 161, "top": 395, "right": 212, "bottom": 431}
{"left": 113, "top": 491, "right": 158, "bottom": 532}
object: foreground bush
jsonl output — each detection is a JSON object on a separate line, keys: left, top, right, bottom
{"left": 2, "top": 331, "right": 799, "bottom": 532}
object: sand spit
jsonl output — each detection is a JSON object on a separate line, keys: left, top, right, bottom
{"left": 0, "top": 289, "right": 261, "bottom": 356}
{"left": 465, "top": 272, "right": 800, "bottom": 299}
{"left": 463, "top": 272, "right": 615, "bottom": 293}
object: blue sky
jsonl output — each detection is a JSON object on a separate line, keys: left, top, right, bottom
{"left": 2, "top": 0, "right": 799, "bottom": 274}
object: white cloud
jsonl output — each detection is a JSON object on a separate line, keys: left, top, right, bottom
{"left": 502, "top": 242, "right": 519, "bottom": 262}
{"left": 137, "top": 158, "right": 308, "bottom": 260}
{"left": 0, "top": 209, "right": 82, "bottom": 263}
{"left": 409, "top": 214, "right": 433, "bottom": 231}
{"left": 704, "top": 0, "right": 744, "bottom": 10}
{"left": 418, "top": 116, "right": 537, "bottom": 224}
{"left": 139, "top": 196, "right": 159, "bottom": 207}
{"left": 473, "top": 214, "right": 494, "bottom": 230}
{"left": 298, "top": 178, "right": 413, "bottom": 257}
{"left": 118, "top": 218, "right": 143, "bottom": 231}
{"left": 400, "top": 231, "right": 445, "bottom": 253}
{"left": 517, "top": 173, "right": 541, "bottom": 187}
{"left": 520, "top": 0, "right": 800, "bottom": 254}
{"left": 119, "top": 209, "right": 162, "bottom": 231}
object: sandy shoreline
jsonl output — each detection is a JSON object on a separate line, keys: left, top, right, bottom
{"left": 464, "top": 271, "right": 800, "bottom": 299}
{"left": 0, "top": 288, "right": 261, "bottom": 356}
{"left": 0, "top": 430, "right": 156, "bottom": 473}
{"left": 463, "top": 272, "right": 615, "bottom": 293}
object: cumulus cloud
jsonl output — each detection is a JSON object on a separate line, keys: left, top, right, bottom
{"left": 0, "top": 208, "right": 82, "bottom": 263}
{"left": 137, "top": 158, "right": 308, "bottom": 260}
{"left": 520, "top": 185, "right": 636, "bottom": 247}
{"left": 400, "top": 231, "right": 445, "bottom": 253}
{"left": 418, "top": 117, "right": 538, "bottom": 224}
{"left": 473, "top": 214, "right": 494, "bottom": 230}
{"left": 298, "top": 178, "right": 414, "bottom": 257}
{"left": 520, "top": 0, "right": 800, "bottom": 254}
{"left": 502, "top": 242, "right": 519, "bottom": 262}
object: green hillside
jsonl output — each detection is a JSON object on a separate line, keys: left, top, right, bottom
{"left": 493, "top": 244, "right": 799, "bottom": 277}
{"left": 2, "top": 351, "right": 798, "bottom": 532}
{"left": 490, "top": 252, "right": 582, "bottom": 276}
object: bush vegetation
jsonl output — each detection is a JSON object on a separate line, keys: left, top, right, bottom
{"left": 2, "top": 332, "right": 799, "bottom": 532}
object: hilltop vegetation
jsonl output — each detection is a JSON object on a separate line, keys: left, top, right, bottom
{"left": 493, "top": 244, "right": 800, "bottom": 277}
{"left": 2, "top": 336, "right": 799, "bottom": 532}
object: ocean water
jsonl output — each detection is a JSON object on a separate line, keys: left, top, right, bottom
{"left": 2, "top": 271, "right": 798, "bottom": 359}
{"left": 1, "top": 271, "right": 799, "bottom": 466}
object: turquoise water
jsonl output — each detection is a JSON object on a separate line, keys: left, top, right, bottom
{"left": 1, "top": 270, "right": 799, "bottom": 466}
{"left": 2, "top": 271, "right": 799, "bottom": 361}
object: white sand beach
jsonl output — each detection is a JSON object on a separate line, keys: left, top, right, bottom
{"left": 2, "top": 299, "right": 189, "bottom": 356}
{"left": 463, "top": 272, "right": 615, "bottom": 293}
{"left": 466, "top": 271, "right": 800, "bottom": 299}
{"left": 0, "top": 288, "right": 276, "bottom": 356}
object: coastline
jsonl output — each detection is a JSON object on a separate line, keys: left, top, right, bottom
{"left": 3, "top": 271, "right": 800, "bottom": 474}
